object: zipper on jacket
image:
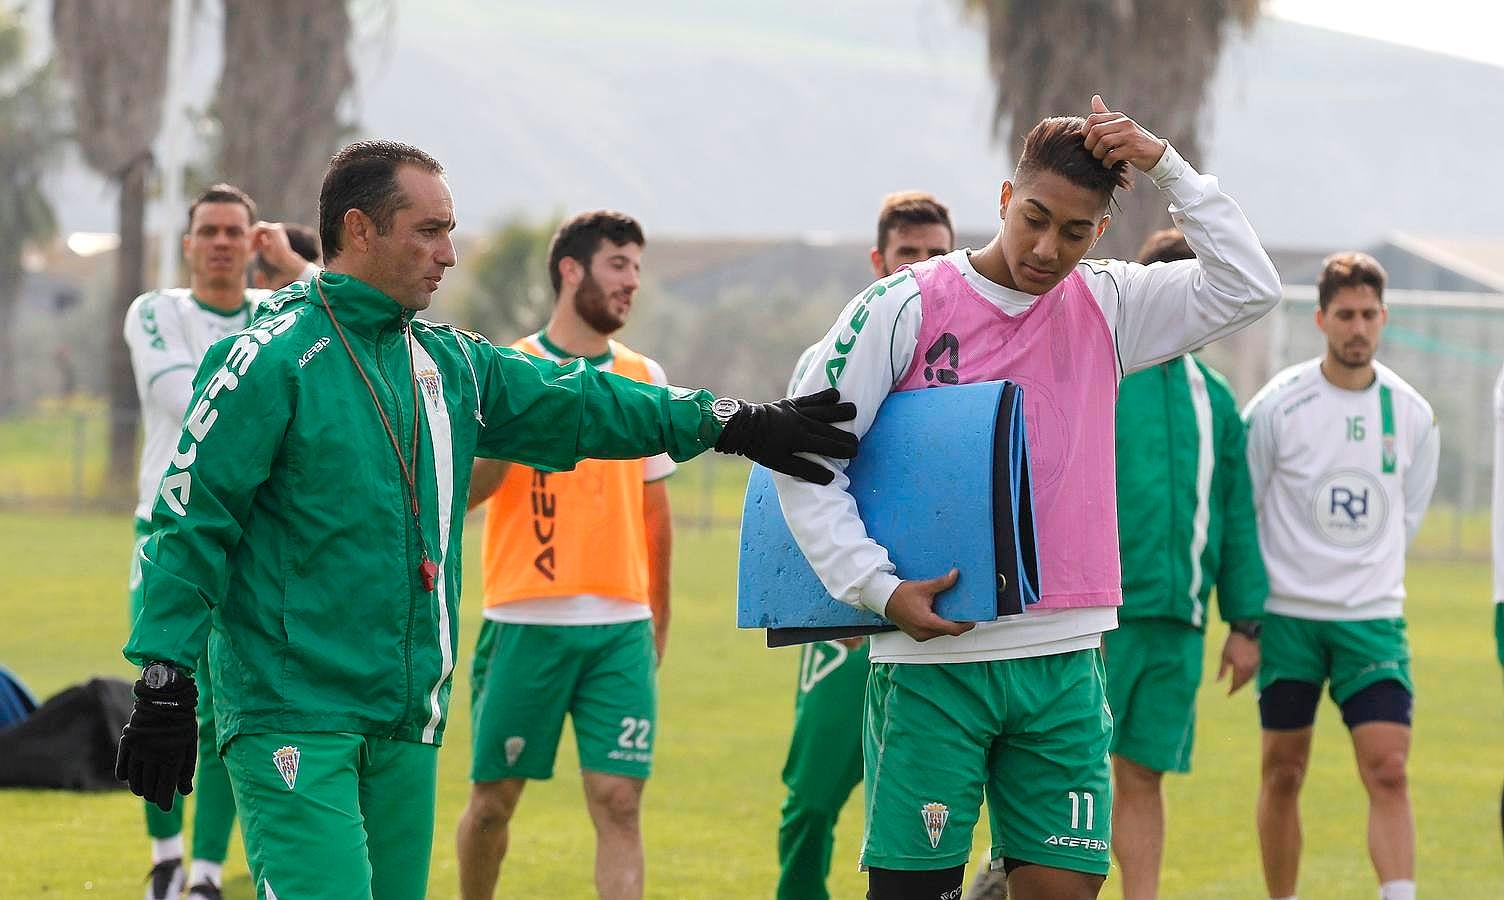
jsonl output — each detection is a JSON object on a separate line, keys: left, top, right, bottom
{"left": 375, "top": 316, "right": 419, "bottom": 735}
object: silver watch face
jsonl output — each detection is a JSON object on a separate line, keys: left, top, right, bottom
{"left": 142, "top": 663, "right": 173, "bottom": 690}
{"left": 711, "top": 397, "right": 740, "bottom": 425}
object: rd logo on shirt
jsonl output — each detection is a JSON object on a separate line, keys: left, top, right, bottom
{"left": 1310, "top": 468, "right": 1388, "bottom": 548}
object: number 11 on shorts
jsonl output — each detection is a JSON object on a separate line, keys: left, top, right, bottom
{"left": 1067, "top": 790, "right": 1095, "bottom": 831}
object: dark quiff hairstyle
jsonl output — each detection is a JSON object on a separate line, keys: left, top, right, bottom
{"left": 876, "top": 191, "right": 953, "bottom": 253}
{"left": 186, "top": 183, "right": 256, "bottom": 233}
{"left": 1136, "top": 228, "right": 1193, "bottom": 265}
{"left": 547, "top": 210, "right": 645, "bottom": 295}
{"left": 1317, "top": 251, "right": 1387, "bottom": 311}
{"left": 1014, "top": 117, "right": 1131, "bottom": 208}
{"left": 319, "top": 140, "right": 444, "bottom": 261}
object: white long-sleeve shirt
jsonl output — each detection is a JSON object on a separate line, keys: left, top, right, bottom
{"left": 773, "top": 144, "right": 1282, "bottom": 664}
{"left": 1492, "top": 365, "right": 1504, "bottom": 606}
{"left": 1244, "top": 358, "right": 1439, "bottom": 621}
{"left": 123, "top": 288, "right": 272, "bottom": 521}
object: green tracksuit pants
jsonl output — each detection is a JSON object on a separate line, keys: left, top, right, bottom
{"left": 777, "top": 640, "right": 869, "bottom": 900}
{"left": 223, "top": 732, "right": 437, "bottom": 900}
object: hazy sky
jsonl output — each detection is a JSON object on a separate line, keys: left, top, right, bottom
{"left": 1268, "top": 0, "right": 1504, "bottom": 68}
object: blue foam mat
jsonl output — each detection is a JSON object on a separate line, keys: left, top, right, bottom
{"left": 736, "top": 379, "right": 1039, "bottom": 641}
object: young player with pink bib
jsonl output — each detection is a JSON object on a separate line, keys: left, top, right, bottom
{"left": 774, "top": 95, "right": 1282, "bottom": 900}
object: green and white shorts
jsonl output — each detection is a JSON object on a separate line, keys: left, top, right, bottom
{"left": 862, "top": 649, "right": 1112, "bottom": 875}
{"left": 470, "top": 619, "right": 656, "bottom": 782}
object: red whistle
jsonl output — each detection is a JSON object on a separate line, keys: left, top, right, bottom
{"left": 419, "top": 558, "right": 438, "bottom": 592}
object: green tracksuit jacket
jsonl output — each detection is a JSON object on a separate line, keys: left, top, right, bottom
{"left": 125, "top": 272, "right": 721, "bottom": 750}
{"left": 1114, "top": 354, "right": 1267, "bottom": 629}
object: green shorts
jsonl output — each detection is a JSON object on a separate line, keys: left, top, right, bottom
{"left": 862, "top": 649, "right": 1112, "bottom": 875}
{"left": 1103, "top": 620, "right": 1203, "bottom": 774}
{"left": 470, "top": 619, "right": 656, "bottom": 782}
{"left": 1257, "top": 613, "right": 1412, "bottom": 704}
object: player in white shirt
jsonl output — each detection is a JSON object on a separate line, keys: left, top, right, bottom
{"left": 1243, "top": 252, "right": 1438, "bottom": 900}
{"left": 123, "top": 183, "right": 317, "bottom": 900}
{"left": 1492, "top": 362, "right": 1504, "bottom": 854}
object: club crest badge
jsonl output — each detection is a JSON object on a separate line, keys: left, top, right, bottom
{"left": 415, "top": 368, "right": 442, "bottom": 410}
{"left": 272, "top": 746, "right": 300, "bottom": 790}
{"left": 921, "top": 801, "right": 949, "bottom": 849}
{"left": 505, "top": 736, "right": 526, "bottom": 767}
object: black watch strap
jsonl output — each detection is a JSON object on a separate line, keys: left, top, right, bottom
{"left": 1230, "top": 620, "right": 1262, "bottom": 640}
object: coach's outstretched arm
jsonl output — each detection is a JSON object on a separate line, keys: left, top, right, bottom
{"left": 467, "top": 336, "right": 857, "bottom": 484}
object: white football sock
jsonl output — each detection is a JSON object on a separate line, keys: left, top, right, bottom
{"left": 151, "top": 835, "right": 184, "bottom": 864}
{"left": 1379, "top": 880, "right": 1416, "bottom": 900}
{"left": 191, "top": 859, "right": 223, "bottom": 888}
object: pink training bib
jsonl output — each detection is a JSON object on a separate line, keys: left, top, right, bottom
{"left": 895, "top": 257, "right": 1122, "bottom": 610}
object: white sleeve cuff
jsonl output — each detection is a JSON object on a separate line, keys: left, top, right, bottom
{"left": 298, "top": 262, "right": 321, "bottom": 284}
{"left": 1147, "top": 141, "right": 1188, "bottom": 191}
{"left": 859, "top": 572, "right": 903, "bottom": 617}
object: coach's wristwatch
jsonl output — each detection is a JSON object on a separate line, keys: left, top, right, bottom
{"left": 711, "top": 397, "right": 742, "bottom": 427}
{"left": 141, "top": 661, "right": 183, "bottom": 690}
{"left": 1229, "top": 620, "right": 1262, "bottom": 641}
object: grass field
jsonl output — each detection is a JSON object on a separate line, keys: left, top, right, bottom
{"left": 1, "top": 499, "right": 1501, "bottom": 898}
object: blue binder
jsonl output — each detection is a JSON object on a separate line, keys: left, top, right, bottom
{"left": 736, "top": 379, "right": 1040, "bottom": 646}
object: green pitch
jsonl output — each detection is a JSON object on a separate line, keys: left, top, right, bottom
{"left": 0, "top": 506, "right": 1500, "bottom": 898}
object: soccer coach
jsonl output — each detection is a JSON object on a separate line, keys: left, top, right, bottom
{"left": 115, "top": 140, "right": 857, "bottom": 900}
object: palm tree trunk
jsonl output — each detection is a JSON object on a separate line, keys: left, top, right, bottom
{"left": 215, "top": 1, "right": 352, "bottom": 226}
{"left": 0, "top": 272, "right": 18, "bottom": 414}
{"left": 107, "top": 154, "right": 149, "bottom": 488}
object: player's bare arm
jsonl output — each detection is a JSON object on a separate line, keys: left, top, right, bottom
{"left": 467, "top": 459, "right": 512, "bottom": 510}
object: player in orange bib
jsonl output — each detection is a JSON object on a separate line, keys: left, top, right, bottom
{"left": 455, "top": 210, "right": 673, "bottom": 900}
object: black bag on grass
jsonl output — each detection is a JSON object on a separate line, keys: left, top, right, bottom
{"left": 0, "top": 677, "right": 133, "bottom": 790}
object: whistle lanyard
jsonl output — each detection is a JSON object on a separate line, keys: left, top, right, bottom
{"left": 316, "top": 279, "right": 439, "bottom": 592}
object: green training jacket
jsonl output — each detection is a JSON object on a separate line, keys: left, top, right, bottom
{"left": 125, "top": 273, "right": 721, "bottom": 750}
{"left": 1114, "top": 354, "right": 1267, "bottom": 630}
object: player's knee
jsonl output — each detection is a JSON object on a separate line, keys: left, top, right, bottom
{"left": 467, "top": 782, "right": 522, "bottom": 831}
{"left": 1261, "top": 757, "right": 1307, "bottom": 795}
{"left": 587, "top": 778, "right": 643, "bottom": 828}
{"left": 1359, "top": 751, "right": 1409, "bottom": 795}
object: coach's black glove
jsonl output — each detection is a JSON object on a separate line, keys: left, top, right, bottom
{"left": 115, "top": 663, "right": 198, "bottom": 812}
{"left": 713, "top": 388, "right": 858, "bottom": 485}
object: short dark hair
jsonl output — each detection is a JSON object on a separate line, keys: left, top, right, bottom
{"left": 187, "top": 183, "right": 256, "bottom": 233}
{"left": 876, "top": 191, "right": 953, "bottom": 253}
{"left": 546, "top": 210, "right": 645, "bottom": 295}
{"left": 1317, "top": 251, "right": 1387, "bottom": 310}
{"left": 1136, "top": 228, "right": 1193, "bottom": 265}
{"left": 1014, "top": 117, "right": 1130, "bottom": 208}
{"left": 319, "top": 140, "right": 444, "bottom": 261}
{"left": 253, "top": 223, "right": 321, "bottom": 278}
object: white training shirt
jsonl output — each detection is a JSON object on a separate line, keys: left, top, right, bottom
{"left": 123, "top": 288, "right": 272, "bottom": 521}
{"left": 773, "top": 143, "right": 1283, "bottom": 664}
{"left": 1244, "top": 358, "right": 1439, "bottom": 621}
{"left": 1491, "top": 364, "right": 1504, "bottom": 607}
{"left": 484, "top": 338, "right": 675, "bottom": 626}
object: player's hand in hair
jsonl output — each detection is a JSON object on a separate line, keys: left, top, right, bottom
{"left": 1082, "top": 94, "right": 1168, "bottom": 175}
